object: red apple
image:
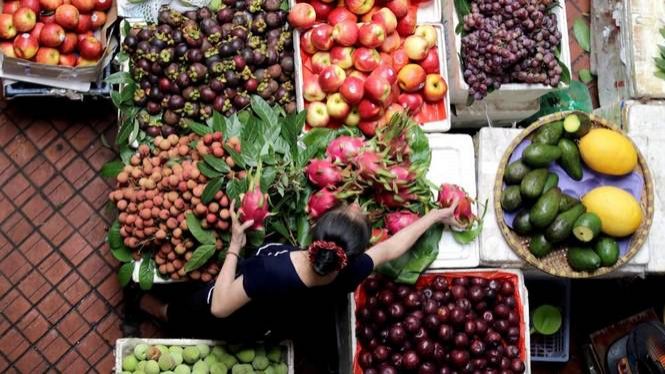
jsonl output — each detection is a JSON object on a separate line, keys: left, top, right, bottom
{"left": 358, "top": 119, "right": 378, "bottom": 136}
{"left": 326, "top": 92, "right": 350, "bottom": 119}
{"left": 396, "top": 7, "right": 416, "bottom": 36}
{"left": 39, "top": 0, "right": 61, "bottom": 11}
{"left": 71, "top": 0, "right": 94, "bottom": 13}
{"left": 339, "top": 76, "right": 364, "bottom": 104}
{"left": 303, "top": 74, "right": 326, "bottom": 102}
{"left": 331, "top": 20, "right": 357, "bottom": 46}
{"left": 300, "top": 29, "right": 316, "bottom": 55}
{"left": 379, "top": 52, "right": 392, "bottom": 67}
{"left": 403, "top": 35, "right": 429, "bottom": 60}
{"left": 38, "top": 22, "right": 64, "bottom": 47}
{"left": 371, "top": 7, "right": 396, "bottom": 34}
{"left": 78, "top": 34, "right": 101, "bottom": 59}
{"left": 62, "top": 0, "right": 70, "bottom": 4}
{"left": 346, "top": 0, "right": 374, "bottom": 15}
{"left": 327, "top": 7, "right": 356, "bottom": 25}
{"left": 318, "top": 65, "right": 345, "bottom": 93}
{"left": 310, "top": 0, "right": 333, "bottom": 21}
{"left": 397, "top": 64, "right": 426, "bottom": 92}
{"left": 358, "top": 98, "right": 382, "bottom": 119}
{"left": 39, "top": 11, "right": 55, "bottom": 23}
{"left": 287, "top": 3, "right": 315, "bottom": 30}
{"left": 58, "top": 52, "right": 75, "bottom": 65}
{"left": 421, "top": 47, "right": 440, "bottom": 73}
{"left": 423, "top": 74, "right": 447, "bottom": 102}
{"left": 74, "top": 13, "right": 90, "bottom": 32}
{"left": 380, "top": 31, "right": 400, "bottom": 53}
{"left": 29, "top": 21, "right": 42, "bottom": 38}
{"left": 76, "top": 29, "right": 91, "bottom": 42}
{"left": 19, "top": 0, "right": 40, "bottom": 13}
{"left": 12, "top": 32, "right": 38, "bottom": 58}
{"left": 329, "top": 46, "right": 353, "bottom": 69}
{"left": 2, "top": 1, "right": 20, "bottom": 14}
{"left": 358, "top": 22, "right": 385, "bottom": 48}
{"left": 307, "top": 101, "right": 329, "bottom": 127}
{"left": 93, "top": 0, "right": 111, "bottom": 11}
{"left": 371, "top": 63, "right": 397, "bottom": 84}
{"left": 0, "top": 14, "right": 17, "bottom": 39}
{"left": 360, "top": 6, "right": 380, "bottom": 23}
{"left": 76, "top": 55, "right": 97, "bottom": 65}
{"left": 352, "top": 47, "right": 380, "bottom": 72}
{"left": 348, "top": 70, "right": 367, "bottom": 81}
{"left": 310, "top": 51, "right": 331, "bottom": 74}
{"left": 398, "top": 93, "right": 424, "bottom": 113}
{"left": 0, "top": 41, "right": 16, "bottom": 57}
{"left": 310, "top": 23, "right": 333, "bottom": 51}
{"left": 90, "top": 9, "right": 104, "bottom": 29}
{"left": 383, "top": 103, "right": 403, "bottom": 122}
{"left": 392, "top": 48, "right": 409, "bottom": 72}
{"left": 13, "top": 7, "right": 36, "bottom": 32}
{"left": 364, "top": 75, "right": 391, "bottom": 102}
{"left": 35, "top": 46, "right": 59, "bottom": 63}
{"left": 345, "top": 106, "right": 360, "bottom": 126}
{"left": 58, "top": 31, "right": 75, "bottom": 52}
{"left": 55, "top": 4, "right": 78, "bottom": 30}
{"left": 385, "top": 0, "right": 408, "bottom": 19}
{"left": 415, "top": 24, "right": 437, "bottom": 48}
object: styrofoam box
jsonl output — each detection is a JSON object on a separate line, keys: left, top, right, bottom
{"left": 442, "top": 0, "right": 571, "bottom": 105}
{"left": 451, "top": 99, "right": 541, "bottom": 128}
{"left": 115, "top": 338, "right": 294, "bottom": 374}
{"left": 293, "top": 22, "right": 452, "bottom": 132}
{"left": 426, "top": 133, "right": 479, "bottom": 268}
{"left": 339, "top": 269, "right": 531, "bottom": 373}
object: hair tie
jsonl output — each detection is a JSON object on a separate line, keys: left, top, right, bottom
{"left": 307, "top": 240, "right": 348, "bottom": 271}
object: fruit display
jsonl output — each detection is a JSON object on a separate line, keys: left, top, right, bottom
{"left": 354, "top": 272, "right": 527, "bottom": 373}
{"left": 119, "top": 4, "right": 296, "bottom": 135}
{"left": 456, "top": 0, "right": 565, "bottom": 100}
{"left": 119, "top": 342, "right": 289, "bottom": 374}
{"left": 288, "top": 1, "right": 449, "bottom": 134}
{"left": 0, "top": 0, "right": 111, "bottom": 66}
{"left": 497, "top": 112, "right": 650, "bottom": 275}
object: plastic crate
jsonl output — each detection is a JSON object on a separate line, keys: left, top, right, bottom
{"left": 526, "top": 277, "right": 570, "bottom": 362}
{"left": 3, "top": 63, "right": 112, "bottom": 99}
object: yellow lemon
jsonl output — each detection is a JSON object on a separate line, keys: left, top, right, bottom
{"left": 578, "top": 128, "right": 637, "bottom": 175}
{"left": 581, "top": 186, "right": 643, "bottom": 237}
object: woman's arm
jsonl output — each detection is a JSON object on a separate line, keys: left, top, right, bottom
{"left": 210, "top": 201, "right": 254, "bottom": 318}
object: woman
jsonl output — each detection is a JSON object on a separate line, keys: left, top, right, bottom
{"left": 138, "top": 198, "right": 460, "bottom": 341}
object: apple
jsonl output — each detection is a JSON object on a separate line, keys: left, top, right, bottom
{"left": 0, "top": 14, "right": 17, "bottom": 39}
{"left": 358, "top": 22, "right": 385, "bottom": 48}
{"left": 90, "top": 10, "right": 105, "bottom": 29}
{"left": 35, "top": 46, "right": 59, "bottom": 63}
{"left": 311, "top": 51, "right": 331, "bottom": 74}
{"left": 39, "top": 11, "right": 55, "bottom": 23}
{"left": 72, "top": 0, "right": 95, "bottom": 13}
{"left": 423, "top": 74, "right": 447, "bottom": 102}
{"left": 414, "top": 24, "right": 437, "bottom": 48}
{"left": 307, "top": 101, "right": 330, "bottom": 127}
{"left": 396, "top": 7, "right": 416, "bottom": 36}
{"left": 310, "top": 0, "right": 333, "bottom": 21}
{"left": 364, "top": 75, "right": 391, "bottom": 102}
{"left": 326, "top": 92, "right": 350, "bottom": 119}
{"left": 58, "top": 31, "right": 76, "bottom": 53}
{"left": 346, "top": 0, "right": 374, "bottom": 15}
{"left": 74, "top": 13, "right": 90, "bottom": 32}
{"left": 13, "top": 7, "right": 36, "bottom": 32}
{"left": 352, "top": 47, "right": 380, "bottom": 72}
{"left": 371, "top": 8, "right": 397, "bottom": 34}
{"left": 397, "top": 64, "right": 426, "bottom": 92}
{"left": 360, "top": 6, "right": 380, "bottom": 23}
{"left": 330, "top": 46, "right": 353, "bottom": 69}
{"left": 62, "top": 0, "right": 70, "bottom": 4}
{"left": 327, "top": 7, "right": 356, "bottom": 25}
{"left": 0, "top": 42, "right": 16, "bottom": 57}
{"left": 389, "top": 82, "right": 400, "bottom": 103}
{"left": 39, "top": 0, "right": 61, "bottom": 11}
{"left": 29, "top": 21, "right": 42, "bottom": 39}
{"left": 38, "top": 22, "right": 64, "bottom": 47}
{"left": 76, "top": 55, "right": 96, "bottom": 65}
{"left": 93, "top": 0, "right": 111, "bottom": 11}
{"left": 358, "top": 120, "right": 378, "bottom": 136}
{"left": 19, "top": 0, "right": 40, "bottom": 13}
{"left": 287, "top": 3, "right": 315, "bottom": 30}
{"left": 403, "top": 35, "right": 429, "bottom": 60}
{"left": 345, "top": 106, "right": 360, "bottom": 126}
{"left": 55, "top": 4, "right": 78, "bottom": 30}
{"left": 300, "top": 29, "right": 316, "bottom": 55}
{"left": 392, "top": 48, "right": 409, "bottom": 72}
{"left": 398, "top": 93, "right": 423, "bottom": 113}
{"left": 339, "top": 76, "right": 364, "bottom": 104}
{"left": 303, "top": 74, "right": 326, "bottom": 101}
{"left": 76, "top": 29, "right": 91, "bottom": 42}
{"left": 58, "top": 52, "right": 75, "bottom": 65}
{"left": 383, "top": 102, "right": 403, "bottom": 121}
{"left": 310, "top": 23, "right": 333, "bottom": 51}
{"left": 348, "top": 70, "right": 367, "bottom": 81}
{"left": 420, "top": 47, "right": 440, "bottom": 74}
{"left": 12, "top": 32, "right": 38, "bottom": 59}
{"left": 380, "top": 32, "right": 400, "bottom": 53}
{"left": 331, "top": 20, "right": 357, "bottom": 46}
{"left": 2, "top": 1, "right": 20, "bottom": 14}
{"left": 385, "top": 0, "right": 408, "bottom": 19}
{"left": 318, "top": 65, "right": 345, "bottom": 93}
{"left": 78, "top": 34, "right": 101, "bottom": 59}
{"left": 359, "top": 98, "right": 382, "bottom": 119}
{"left": 371, "top": 64, "right": 397, "bottom": 84}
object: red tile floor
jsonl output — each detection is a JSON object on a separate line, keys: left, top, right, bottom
{"left": 0, "top": 1, "right": 593, "bottom": 372}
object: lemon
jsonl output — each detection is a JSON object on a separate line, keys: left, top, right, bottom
{"left": 578, "top": 128, "right": 637, "bottom": 175}
{"left": 581, "top": 186, "right": 642, "bottom": 237}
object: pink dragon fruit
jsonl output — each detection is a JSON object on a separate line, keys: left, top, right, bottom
{"left": 385, "top": 210, "right": 420, "bottom": 234}
{"left": 438, "top": 183, "right": 476, "bottom": 228}
{"left": 239, "top": 186, "right": 271, "bottom": 230}
{"left": 326, "top": 136, "right": 365, "bottom": 163}
{"left": 387, "top": 164, "right": 415, "bottom": 186}
{"left": 305, "top": 158, "right": 343, "bottom": 188}
{"left": 370, "top": 227, "right": 390, "bottom": 244}
{"left": 375, "top": 189, "right": 417, "bottom": 208}
{"left": 352, "top": 150, "right": 389, "bottom": 180}
{"left": 306, "top": 188, "right": 340, "bottom": 219}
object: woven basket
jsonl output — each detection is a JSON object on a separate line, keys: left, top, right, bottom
{"left": 494, "top": 110, "right": 654, "bottom": 278}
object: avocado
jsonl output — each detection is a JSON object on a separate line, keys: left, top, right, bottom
{"left": 572, "top": 213, "right": 602, "bottom": 243}
{"left": 504, "top": 159, "right": 531, "bottom": 185}
{"left": 557, "top": 138, "right": 583, "bottom": 181}
{"left": 558, "top": 193, "right": 579, "bottom": 212}
{"left": 520, "top": 168, "right": 549, "bottom": 200}
{"left": 567, "top": 246, "right": 601, "bottom": 272}
{"left": 522, "top": 143, "right": 562, "bottom": 167}
{"left": 513, "top": 209, "right": 533, "bottom": 236}
{"left": 501, "top": 186, "right": 523, "bottom": 212}
{"left": 533, "top": 121, "right": 564, "bottom": 145}
{"left": 543, "top": 172, "right": 559, "bottom": 193}
{"left": 594, "top": 237, "right": 620, "bottom": 267}
{"left": 529, "top": 234, "right": 553, "bottom": 258}
{"left": 563, "top": 114, "right": 591, "bottom": 138}
{"left": 530, "top": 188, "right": 562, "bottom": 228}
{"left": 545, "top": 204, "right": 586, "bottom": 243}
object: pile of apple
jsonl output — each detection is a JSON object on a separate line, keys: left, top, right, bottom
{"left": 0, "top": 0, "right": 110, "bottom": 66}
{"left": 288, "top": 0, "right": 447, "bottom": 136}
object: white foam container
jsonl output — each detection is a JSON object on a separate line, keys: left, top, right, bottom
{"left": 114, "top": 338, "right": 294, "bottom": 374}
{"left": 450, "top": 99, "right": 541, "bottom": 128}
{"left": 338, "top": 269, "right": 531, "bottom": 373}
{"left": 426, "top": 133, "right": 480, "bottom": 268}
{"left": 442, "top": 0, "right": 571, "bottom": 105}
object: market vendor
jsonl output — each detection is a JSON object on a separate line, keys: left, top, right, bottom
{"left": 136, "top": 198, "right": 461, "bottom": 341}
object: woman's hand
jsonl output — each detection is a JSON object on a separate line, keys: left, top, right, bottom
{"left": 434, "top": 197, "right": 465, "bottom": 229}
{"left": 229, "top": 200, "right": 254, "bottom": 251}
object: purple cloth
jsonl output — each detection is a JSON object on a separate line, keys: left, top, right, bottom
{"left": 503, "top": 140, "right": 644, "bottom": 255}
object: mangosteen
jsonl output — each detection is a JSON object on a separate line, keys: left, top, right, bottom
{"left": 188, "top": 63, "right": 208, "bottom": 82}
{"left": 174, "top": 43, "right": 188, "bottom": 59}
{"left": 266, "top": 48, "right": 279, "bottom": 65}
{"left": 210, "top": 61, "right": 225, "bottom": 76}
{"left": 213, "top": 95, "right": 226, "bottom": 112}
{"left": 200, "top": 104, "right": 213, "bottom": 119}
{"left": 151, "top": 62, "right": 163, "bottom": 75}
{"left": 184, "top": 10, "right": 198, "bottom": 20}
{"left": 265, "top": 12, "right": 281, "bottom": 28}
{"left": 163, "top": 110, "right": 180, "bottom": 126}
{"left": 200, "top": 18, "right": 218, "bottom": 35}
{"left": 274, "top": 87, "right": 288, "bottom": 102}
{"left": 165, "top": 63, "right": 179, "bottom": 80}
{"left": 205, "top": 53, "right": 222, "bottom": 66}
{"left": 235, "top": 0, "right": 247, "bottom": 10}
{"left": 224, "top": 70, "right": 240, "bottom": 87}
{"left": 217, "top": 8, "right": 233, "bottom": 23}
{"left": 183, "top": 102, "right": 200, "bottom": 117}
{"left": 233, "top": 55, "right": 246, "bottom": 71}
{"left": 224, "top": 88, "right": 237, "bottom": 99}
{"left": 136, "top": 40, "right": 150, "bottom": 56}
{"left": 240, "top": 48, "right": 254, "bottom": 65}
{"left": 251, "top": 14, "right": 267, "bottom": 34}
{"left": 139, "top": 79, "right": 151, "bottom": 90}
{"left": 232, "top": 11, "right": 251, "bottom": 29}
{"left": 199, "top": 86, "right": 216, "bottom": 103}
{"left": 148, "top": 86, "right": 164, "bottom": 101}
{"left": 197, "top": 7, "right": 213, "bottom": 20}
{"left": 182, "top": 86, "right": 200, "bottom": 101}
{"left": 146, "top": 126, "right": 162, "bottom": 137}
{"left": 183, "top": 24, "right": 203, "bottom": 47}
{"left": 223, "top": 0, "right": 234, "bottom": 5}
{"left": 230, "top": 37, "right": 244, "bottom": 51}
{"left": 244, "top": 78, "right": 257, "bottom": 92}
{"left": 172, "top": 29, "right": 183, "bottom": 44}
{"left": 263, "top": 0, "right": 280, "bottom": 11}
{"left": 210, "top": 77, "right": 225, "bottom": 92}
{"left": 280, "top": 55, "right": 294, "bottom": 72}
{"left": 275, "top": 9, "right": 287, "bottom": 23}
{"left": 221, "top": 23, "right": 234, "bottom": 38}
{"left": 133, "top": 88, "right": 147, "bottom": 105}
{"left": 156, "top": 24, "right": 172, "bottom": 37}
{"left": 150, "top": 38, "right": 166, "bottom": 50}
{"left": 268, "top": 79, "right": 279, "bottom": 93}
{"left": 267, "top": 64, "right": 282, "bottom": 79}
{"left": 148, "top": 74, "right": 159, "bottom": 85}
{"left": 266, "top": 28, "right": 281, "bottom": 41}
{"left": 158, "top": 77, "right": 172, "bottom": 92}
{"left": 162, "top": 124, "right": 176, "bottom": 136}
{"left": 146, "top": 101, "right": 162, "bottom": 115}
{"left": 158, "top": 8, "right": 185, "bottom": 27}
{"left": 253, "top": 50, "right": 266, "bottom": 66}
{"left": 186, "top": 49, "right": 203, "bottom": 62}
{"left": 285, "top": 101, "right": 296, "bottom": 114}
{"left": 259, "top": 86, "right": 272, "bottom": 99}
{"left": 219, "top": 43, "right": 233, "bottom": 57}
{"left": 176, "top": 72, "right": 191, "bottom": 89}
{"left": 231, "top": 27, "right": 248, "bottom": 40}
{"left": 122, "top": 35, "right": 138, "bottom": 52}
{"left": 138, "top": 28, "right": 152, "bottom": 41}
{"left": 233, "top": 95, "right": 250, "bottom": 109}
{"left": 147, "top": 46, "right": 161, "bottom": 62}
{"left": 168, "top": 95, "right": 185, "bottom": 110}
{"left": 159, "top": 48, "right": 174, "bottom": 65}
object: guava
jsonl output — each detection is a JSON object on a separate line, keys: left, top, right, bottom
{"left": 211, "top": 346, "right": 226, "bottom": 360}
{"left": 193, "top": 359, "right": 209, "bottom": 374}
{"left": 210, "top": 362, "right": 228, "bottom": 374}
{"left": 136, "top": 361, "right": 147, "bottom": 372}
{"left": 266, "top": 346, "right": 282, "bottom": 363}
{"left": 169, "top": 346, "right": 184, "bottom": 355}
{"left": 231, "top": 364, "right": 254, "bottom": 374}
{"left": 174, "top": 364, "right": 191, "bottom": 374}
{"left": 122, "top": 355, "right": 138, "bottom": 371}
{"left": 236, "top": 349, "right": 255, "bottom": 363}
{"left": 171, "top": 350, "right": 183, "bottom": 365}
{"left": 272, "top": 362, "right": 287, "bottom": 374}
{"left": 196, "top": 344, "right": 211, "bottom": 358}
{"left": 145, "top": 359, "right": 160, "bottom": 374}
{"left": 134, "top": 343, "right": 149, "bottom": 360}
{"left": 205, "top": 355, "right": 218, "bottom": 366}
{"left": 183, "top": 346, "right": 201, "bottom": 364}
{"left": 146, "top": 345, "right": 162, "bottom": 360}
{"left": 252, "top": 356, "right": 269, "bottom": 371}
{"left": 159, "top": 352, "right": 176, "bottom": 371}
{"left": 218, "top": 353, "right": 238, "bottom": 368}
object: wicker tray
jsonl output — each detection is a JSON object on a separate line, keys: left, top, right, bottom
{"left": 493, "top": 110, "right": 654, "bottom": 278}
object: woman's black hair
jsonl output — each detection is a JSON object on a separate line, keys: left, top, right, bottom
{"left": 310, "top": 205, "right": 371, "bottom": 276}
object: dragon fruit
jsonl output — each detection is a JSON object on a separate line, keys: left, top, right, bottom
{"left": 438, "top": 183, "right": 476, "bottom": 228}
{"left": 387, "top": 164, "right": 415, "bottom": 186}
{"left": 385, "top": 210, "right": 420, "bottom": 234}
{"left": 352, "top": 150, "right": 389, "bottom": 180}
{"left": 370, "top": 227, "right": 390, "bottom": 244}
{"left": 326, "top": 136, "right": 365, "bottom": 163}
{"left": 239, "top": 186, "right": 271, "bottom": 230}
{"left": 306, "top": 188, "right": 340, "bottom": 219}
{"left": 305, "top": 158, "right": 343, "bottom": 188}
{"left": 375, "top": 189, "right": 417, "bottom": 208}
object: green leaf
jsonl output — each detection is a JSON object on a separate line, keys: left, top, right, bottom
{"left": 197, "top": 161, "right": 224, "bottom": 179}
{"left": 661, "top": 27, "right": 665, "bottom": 39}
{"left": 202, "top": 178, "right": 224, "bottom": 204}
{"left": 225, "top": 114, "right": 243, "bottom": 140}
{"left": 532, "top": 305, "right": 562, "bottom": 335}
{"left": 655, "top": 57, "right": 665, "bottom": 71}
{"left": 454, "top": 0, "right": 471, "bottom": 35}
{"left": 100, "top": 160, "right": 124, "bottom": 178}
{"left": 296, "top": 214, "right": 312, "bottom": 248}
{"left": 260, "top": 167, "right": 278, "bottom": 192}
{"left": 108, "top": 221, "right": 133, "bottom": 262}
{"left": 111, "top": 90, "right": 123, "bottom": 107}
{"left": 223, "top": 144, "right": 248, "bottom": 168}
{"left": 212, "top": 111, "right": 226, "bottom": 133}
{"left": 116, "top": 119, "right": 135, "bottom": 145}
{"left": 203, "top": 154, "right": 230, "bottom": 173}
{"left": 117, "top": 262, "right": 134, "bottom": 287}
{"left": 655, "top": 70, "right": 665, "bottom": 80}
{"left": 248, "top": 230, "right": 265, "bottom": 248}
{"left": 395, "top": 225, "right": 443, "bottom": 284}
{"left": 251, "top": 95, "right": 279, "bottom": 129}
{"left": 579, "top": 69, "right": 594, "bottom": 84}
{"left": 226, "top": 178, "right": 248, "bottom": 202}
{"left": 282, "top": 111, "right": 306, "bottom": 158}
{"left": 270, "top": 220, "right": 291, "bottom": 242}
{"left": 408, "top": 125, "right": 431, "bottom": 171}
{"left": 452, "top": 199, "right": 488, "bottom": 244}
{"left": 119, "top": 144, "right": 133, "bottom": 164}
{"left": 186, "top": 212, "right": 216, "bottom": 245}
{"left": 138, "top": 256, "right": 154, "bottom": 290}
{"left": 190, "top": 121, "right": 213, "bottom": 136}
{"left": 558, "top": 59, "right": 571, "bottom": 85}
{"left": 128, "top": 120, "right": 140, "bottom": 145}
{"left": 573, "top": 17, "right": 591, "bottom": 52}
{"left": 184, "top": 244, "right": 216, "bottom": 272}
{"left": 105, "top": 71, "right": 133, "bottom": 85}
